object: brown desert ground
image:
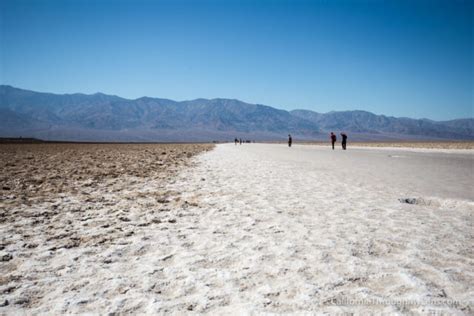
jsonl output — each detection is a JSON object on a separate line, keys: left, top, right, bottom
{"left": 0, "top": 143, "right": 213, "bottom": 206}
{"left": 0, "top": 143, "right": 212, "bottom": 311}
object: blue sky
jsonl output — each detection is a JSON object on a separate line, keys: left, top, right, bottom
{"left": 1, "top": 0, "right": 472, "bottom": 120}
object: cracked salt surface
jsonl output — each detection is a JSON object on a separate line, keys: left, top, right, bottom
{"left": 1, "top": 143, "right": 473, "bottom": 314}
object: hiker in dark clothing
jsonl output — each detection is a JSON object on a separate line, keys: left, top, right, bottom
{"left": 288, "top": 134, "right": 292, "bottom": 147}
{"left": 330, "top": 132, "right": 337, "bottom": 150}
{"left": 341, "top": 133, "right": 348, "bottom": 150}
{"left": 235, "top": 138, "right": 238, "bottom": 145}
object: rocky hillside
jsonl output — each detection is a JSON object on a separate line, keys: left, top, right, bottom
{"left": 0, "top": 85, "right": 472, "bottom": 141}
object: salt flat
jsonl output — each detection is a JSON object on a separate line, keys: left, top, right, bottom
{"left": 168, "top": 143, "right": 473, "bottom": 314}
{"left": 1, "top": 143, "right": 473, "bottom": 314}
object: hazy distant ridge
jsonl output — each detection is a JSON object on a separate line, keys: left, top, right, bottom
{"left": 0, "top": 85, "right": 472, "bottom": 141}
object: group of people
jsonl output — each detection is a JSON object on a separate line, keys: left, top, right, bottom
{"left": 234, "top": 138, "right": 254, "bottom": 145}
{"left": 287, "top": 132, "right": 348, "bottom": 150}
{"left": 234, "top": 133, "right": 348, "bottom": 149}
{"left": 330, "top": 132, "right": 348, "bottom": 150}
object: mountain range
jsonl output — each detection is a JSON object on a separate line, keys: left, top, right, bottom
{"left": 0, "top": 85, "right": 472, "bottom": 142}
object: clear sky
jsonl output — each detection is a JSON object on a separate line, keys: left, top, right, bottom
{"left": 1, "top": 0, "right": 472, "bottom": 120}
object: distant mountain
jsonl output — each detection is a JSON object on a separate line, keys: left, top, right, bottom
{"left": 0, "top": 85, "right": 472, "bottom": 141}
{"left": 290, "top": 109, "right": 474, "bottom": 140}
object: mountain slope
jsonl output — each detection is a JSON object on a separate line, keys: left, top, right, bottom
{"left": 0, "top": 85, "right": 472, "bottom": 141}
{"left": 290, "top": 109, "right": 474, "bottom": 140}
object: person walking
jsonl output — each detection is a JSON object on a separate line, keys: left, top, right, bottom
{"left": 330, "top": 132, "right": 337, "bottom": 150}
{"left": 340, "top": 133, "right": 348, "bottom": 150}
{"left": 288, "top": 134, "right": 292, "bottom": 147}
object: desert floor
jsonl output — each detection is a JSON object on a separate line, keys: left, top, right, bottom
{"left": 1, "top": 143, "right": 473, "bottom": 314}
{"left": 347, "top": 141, "right": 474, "bottom": 150}
{"left": 298, "top": 141, "right": 474, "bottom": 150}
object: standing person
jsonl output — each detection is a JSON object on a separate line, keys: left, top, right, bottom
{"left": 288, "top": 134, "right": 292, "bottom": 147}
{"left": 235, "top": 138, "right": 238, "bottom": 145}
{"left": 330, "top": 132, "right": 337, "bottom": 150}
{"left": 341, "top": 133, "right": 348, "bottom": 150}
